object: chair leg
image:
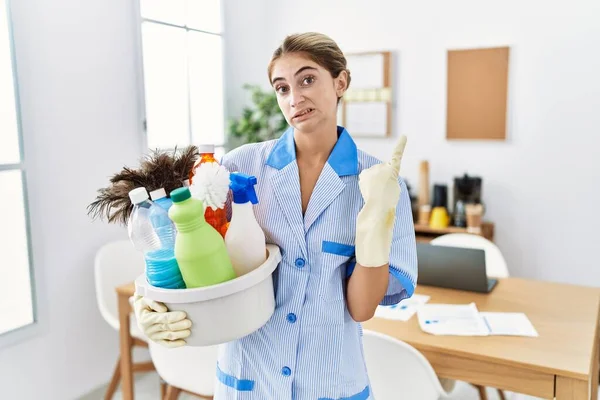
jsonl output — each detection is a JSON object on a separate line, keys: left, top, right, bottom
{"left": 475, "top": 385, "right": 488, "bottom": 400}
{"left": 104, "top": 357, "right": 121, "bottom": 400}
{"left": 160, "top": 379, "right": 167, "bottom": 400}
{"left": 497, "top": 388, "right": 507, "bottom": 400}
{"left": 165, "top": 385, "right": 182, "bottom": 400}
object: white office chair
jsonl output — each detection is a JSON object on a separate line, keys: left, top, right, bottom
{"left": 94, "top": 239, "right": 152, "bottom": 399}
{"left": 430, "top": 233, "right": 509, "bottom": 400}
{"left": 430, "top": 233, "right": 509, "bottom": 278}
{"left": 362, "top": 330, "right": 450, "bottom": 400}
{"left": 149, "top": 342, "right": 218, "bottom": 399}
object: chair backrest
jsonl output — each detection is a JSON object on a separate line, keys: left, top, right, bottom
{"left": 149, "top": 342, "right": 218, "bottom": 396}
{"left": 94, "top": 240, "right": 145, "bottom": 327}
{"left": 430, "top": 233, "right": 509, "bottom": 278}
{"left": 362, "top": 330, "right": 447, "bottom": 400}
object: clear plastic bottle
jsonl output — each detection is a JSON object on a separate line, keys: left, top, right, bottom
{"left": 149, "top": 188, "right": 173, "bottom": 212}
{"left": 128, "top": 187, "right": 185, "bottom": 289}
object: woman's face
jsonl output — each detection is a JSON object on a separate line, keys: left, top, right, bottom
{"left": 270, "top": 53, "right": 347, "bottom": 134}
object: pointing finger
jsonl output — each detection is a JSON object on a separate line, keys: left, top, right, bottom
{"left": 389, "top": 135, "right": 407, "bottom": 175}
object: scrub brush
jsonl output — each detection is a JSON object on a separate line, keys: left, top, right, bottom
{"left": 190, "top": 162, "right": 231, "bottom": 211}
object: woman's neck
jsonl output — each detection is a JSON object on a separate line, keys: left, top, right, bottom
{"left": 294, "top": 123, "right": 338, "bottom": 166}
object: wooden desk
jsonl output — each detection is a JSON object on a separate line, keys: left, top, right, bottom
{"left": 363, "top": 278, "right": 600, "bottom": 399}
{"left": 118, "top": 278, "right": 600, "bottom": 399}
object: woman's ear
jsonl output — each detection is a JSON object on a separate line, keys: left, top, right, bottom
{"left": 335, "top": 70, "right": 349, "bottom": 97}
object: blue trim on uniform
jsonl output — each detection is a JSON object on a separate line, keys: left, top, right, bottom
{"left": 216, "top": 363, "right": 255, "bottom": 391}
{"left": 322, "top": 241, "right": 355, "bottom": 257}
{"left": 318, "top": 385, "right": 370, "bottom": 400}
{"left": 328, "top": 127, "right": 359, "bottom": 176}
{"left": 265, "top": 126, "right": 296, "bottom": 170}
{"left": 389, "top": 266, "right": 415, "bottom": 298}
{"left": 265, "top": 126, "right": 359, "bottom": 176}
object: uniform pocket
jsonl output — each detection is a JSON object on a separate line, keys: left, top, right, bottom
{"left": 216, "top": 362, "right": 254, "bottom": 391}
{"left": 216, "top": 344, "right": 255, "bottom": 392}
{"left": 319, "top": 241, "right": 355, "bottom": 303}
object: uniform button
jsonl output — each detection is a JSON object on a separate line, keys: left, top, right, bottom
{"left": 281, "top": 366, "right": 292, "bottom": 376}
{"left": 286, "top": 313, "right": 297, "bottom": 323}
{"left": 295, "top": 258, "right": 305, "bottom": 268}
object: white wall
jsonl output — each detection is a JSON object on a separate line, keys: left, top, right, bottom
{"left": 223, "top": 0, "right": 271, "bottom": 118}
{"left": 0, "top": 0, "right": 143, "bottom": 399}
{"left": 225, "top": 0, "right": 600, "bottom": 285}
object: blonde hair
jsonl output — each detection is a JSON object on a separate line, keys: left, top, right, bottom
{"left": 268, "top": 32, "right": 351, "bottom": 102}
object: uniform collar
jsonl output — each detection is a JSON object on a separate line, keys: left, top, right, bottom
{"left": 266, "top": 126, "right": 359, "bottom": 176}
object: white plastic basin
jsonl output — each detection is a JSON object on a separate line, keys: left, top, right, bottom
{"left": 135, "top": 244, "right": 281, "bottom": 346}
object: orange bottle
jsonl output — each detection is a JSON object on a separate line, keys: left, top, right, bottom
{"left": 189, "top": 144, "right": 229, "bottom": 238}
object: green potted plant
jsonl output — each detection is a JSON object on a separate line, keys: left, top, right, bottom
{"left": 226, "top": 84, "right": 288, "bottom": 150}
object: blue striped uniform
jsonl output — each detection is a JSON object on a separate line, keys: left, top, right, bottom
{"left": 215, "top": 126, "right": 417, "bottom": 399}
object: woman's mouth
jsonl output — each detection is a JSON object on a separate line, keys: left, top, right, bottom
{"left": 293, "top": 108, "right": 315, "bottom": 121}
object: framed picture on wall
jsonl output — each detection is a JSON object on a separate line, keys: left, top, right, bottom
{"left": 340, "top": 51, "right": 393, "bottom": 138}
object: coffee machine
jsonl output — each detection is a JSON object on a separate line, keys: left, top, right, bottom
{"left": 453, "top": 173, "right": 482, "bottom": 227}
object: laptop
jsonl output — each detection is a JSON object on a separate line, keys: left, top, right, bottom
{"left": 416, "top": 242, "right": 498, "bottom": 293}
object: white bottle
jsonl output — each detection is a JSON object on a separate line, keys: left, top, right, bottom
{"left": 225, "top": 173, "right": 266, "bottom": 276}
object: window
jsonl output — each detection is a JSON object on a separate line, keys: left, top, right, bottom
{"left": 137, "top": 0, "right": 226, "bottom": 159}
{"left": 0, "top": 0, "right": 36, "bottom": 336}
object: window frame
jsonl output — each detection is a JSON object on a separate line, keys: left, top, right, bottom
{"left": 0, "top": 0, "right": 39, "bottom": 349}
{"left": 132, "top": 0, "right": 228, "bottom": 153}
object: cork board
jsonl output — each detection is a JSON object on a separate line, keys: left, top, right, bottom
{"left": 446, "top": 47, "right": 510, "bottom": 140}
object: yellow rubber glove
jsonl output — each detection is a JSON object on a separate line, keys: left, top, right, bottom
{"left": 133, "top": 294, "right": 192, "bottom": 348}
{"left": 356, "top": 136, "right": 407, "bottom": 267}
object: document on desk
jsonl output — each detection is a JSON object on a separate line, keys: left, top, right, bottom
{"left": 375, "top": 294, "right": 430, "bottom": 321}
{"left": 417, "top": 303, "right": 539, "bottom": 337}
{"left": 417, "top": 303, "right": 490, "bottom": 336}
{"left": 480, "top": 312, "right": 539, "bottom": 337}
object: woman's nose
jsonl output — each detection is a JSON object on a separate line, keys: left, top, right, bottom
{"left": 289, "top": 89, "right": 305, "bottom": 108}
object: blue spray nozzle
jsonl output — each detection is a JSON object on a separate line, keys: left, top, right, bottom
{"left": 230, "top": 172, "right": 259, "bottom": 204}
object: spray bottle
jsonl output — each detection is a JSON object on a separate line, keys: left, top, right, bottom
{"left": 225, "top": 173, "right": 267, "bottom": 276}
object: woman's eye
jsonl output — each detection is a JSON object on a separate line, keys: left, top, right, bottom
{"left": 276, "top": 86, "right": 289, "bottom": 94}
{"left": 302, "top": 76, "right": 315, "bottom": 85}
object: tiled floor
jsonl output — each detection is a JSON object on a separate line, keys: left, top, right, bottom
{"left": 102, "top": 372, "right": 554, "bottom": 400}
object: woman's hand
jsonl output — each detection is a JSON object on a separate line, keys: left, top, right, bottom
{"left": 133, "top": 294, "right": 192, "bottom": 348}
{"left": 355, "top": 136, "right": 406, "bottom": 267}
{"left": 347, "top": 136, "right": 407, "bottom": 322}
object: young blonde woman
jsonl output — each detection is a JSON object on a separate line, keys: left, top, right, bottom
{"left": 134, "top": 32, "right": 417, "bottom": 399}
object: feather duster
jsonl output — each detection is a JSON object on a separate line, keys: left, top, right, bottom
{"left": 87, "top": 145, "right": 200, "bottom": 225}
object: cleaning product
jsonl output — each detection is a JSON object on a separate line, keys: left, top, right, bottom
{"left": 189, "top": 144, "right": 229, "bottom": 238}
{"left": 128, "top": 187, "right": 185, "bottom": 289}
{"left": 225, "top": 173, "right": 267, "bottom": 276}
{"left": 149, "top": 188, "right": 173, "bottom": 212}
{"left": 168, "top": 187, "right": 236, "bottom": 288}
{"left": 190, "top": 161, "right": 230, "bottom": 238}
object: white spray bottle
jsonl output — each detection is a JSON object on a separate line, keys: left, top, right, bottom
{"left": 225, "top": 172, "right": 266, "bottom": 276}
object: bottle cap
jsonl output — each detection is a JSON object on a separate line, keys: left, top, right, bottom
{"left": 129, "top": 187, "right": 149, "bottom": 205}
{"left": 230, "top": 172, "right": 259, "bottom": 205}
{"left": 170, "top": 187, "right": 191, "bottom": 203}
{"left": 198, "top": 144, "right": 215, "bottom": 153}
{"left": 149, "top": 188, "right": 167, "bottom": 201}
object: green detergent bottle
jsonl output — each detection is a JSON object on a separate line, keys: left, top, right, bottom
{"left": 168, "top": 187, "right": 236, "bottom": 288}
